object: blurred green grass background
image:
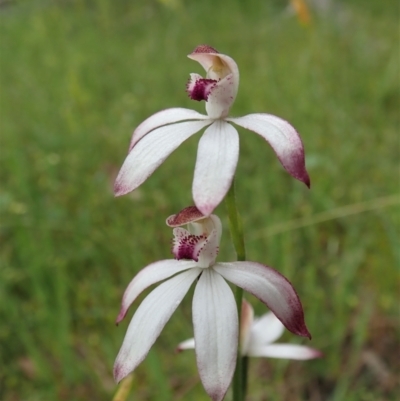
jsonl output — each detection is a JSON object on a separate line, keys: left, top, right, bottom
{"left": 1, "top": 0, "right": 399, "bottom": 400}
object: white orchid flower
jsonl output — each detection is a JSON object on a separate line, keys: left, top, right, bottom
{"left": 114, "top": 45, "right": 310, "bottom": 216}
{"left": 178, "top": 300, "right": 321, "bottom": 361}
{"left": 114, "top": 206, "right": 310, "bottom": 401}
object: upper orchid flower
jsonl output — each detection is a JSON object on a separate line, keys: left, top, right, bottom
{"left": 114, "top": 206, "right": 310, "bottom": 401}
{"left": 114, "top": 45, "right": 310, "bottom": 216}
{"left": 178, "top": 300, "right": 322, "bottom": 361}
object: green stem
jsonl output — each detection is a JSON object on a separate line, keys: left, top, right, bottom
{"left": 225, "top": 180, "right": 246, "bottom": 262}
{"left": 225, "top": 179, "right": 247, "bottom": 401}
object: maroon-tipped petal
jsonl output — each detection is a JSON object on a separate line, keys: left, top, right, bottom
{"left": 116, "top": 309, "right": 127, "bottom": 325}
{"left": 214, "top": 262, "right": 311, "bottom": 339}
{"left": 114, "top": 181, "right": 130, "bottom": 197}
{"left": 226, "top": 114, "right": 311, "bottom": 188}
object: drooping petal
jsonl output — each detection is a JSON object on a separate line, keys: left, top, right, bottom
{"left": 129, "top": 108, "right": 209, "bottom": 151}
{"left": 116, "top": 259, "right": 197, "bottom": 324}
{"left": 246, "top": 343, "right": 322, "bottom": 360}
{"left": 227, "top": 114, "right": 310, "bottom": 187}
{"left": 250, "top": 311, "right": 285, "bottom": 345}
{"left": 176, "top": 338, "right": 195, "bottom": 352}
{"left": 193, "top": 121, "right": 239, "bottom": 215}
{"left": 114, "top": 268, "right": 201, "bottom": 382}
{"left": 192, "top": 269, "right": 238, "bottom": 401}
{"left": 213, "top": 262, "right": 311, "bottom": 338}
{"left": 114, "top": 120, "right": 211, "bottom": 196}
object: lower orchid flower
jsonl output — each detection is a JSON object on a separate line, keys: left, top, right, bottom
{"left": 114, "top": 206, "right": 310, "bottom": 401}
{"left": 178, "top": 300, "right": 322, "bottom": 361}
{"left": 114, "top": 45, "right": 310, "bottom": 216}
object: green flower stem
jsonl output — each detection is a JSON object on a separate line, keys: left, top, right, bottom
{"left": 225, "top": 179, "right": 247, "bottom": 401}
{"left": 225, "top": 180, "right": 246, "bottom": 262}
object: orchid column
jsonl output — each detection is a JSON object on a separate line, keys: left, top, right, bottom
{"left": 113, "top": 45, "right": 311, "bottom": 401}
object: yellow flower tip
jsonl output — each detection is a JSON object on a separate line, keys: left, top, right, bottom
{"left": 290, "top": 0, "right": 312, "bottom": 26}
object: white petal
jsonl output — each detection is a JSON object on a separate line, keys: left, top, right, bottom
{"left": 205, "top": 74, "right": 237, "bottom": 119}
{"left": 115, "top": 120, "right": 211, "bottom": 196}
{"left": 176, "top": 338, "right": 195, "bottom": 352}
{"left": 250, "top": 312, "right": 285, "bottom": 346}
{"left": 193, "top": 121, "right": 239, "bottom": 216}
{"left": 246, "top": 344, "right": 322, "bottom": 360}
{"left": 114, "top": 268, "right": 201, "bottom": 382}
{"left": 193, "top": 269, "right": 238, "bottom": 401}
{"left": 116, "top": 260, "right": 197, "bottom": 323}
{"left": 129, "top": 108, "right": 209, "bottom": 151}
{"left": 196, "top": 228, "right": 219, "bottom": 267}
{"left": 227, "top": 114, "right": 310, "bottom": 186}
{"left": 213, "top": 262, "right": 310, "bottom": 338}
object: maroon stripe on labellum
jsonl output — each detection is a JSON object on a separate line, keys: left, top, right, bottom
{"left": 187, "top": 78, "right": 217, "bottom": 102}
{"left": 174, "top": 233, "right": 207, "bottom": 261}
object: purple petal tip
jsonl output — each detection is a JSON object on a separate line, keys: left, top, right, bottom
{"left": 114, "top": 182, "right": 128, "bottom": 197}
{"left": 291, "top": 323, "right": 311, "bottom": 339}
{"left": 293, "top": 168, "right": 310, "bottom": 188}
{"left": 294, "top": 319, "right": 311, "bottom": 339}
{"left": 313, "top": 350, "right": 324, "bottom": 358}
{"left": 304, "top": 173, "right": 311, "bottom": 188}
{"left": 115, "top": 310, "right": 126, "bottom": 325}
{"left": 113, "top": 364, "right": 125, "bottom": 383}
